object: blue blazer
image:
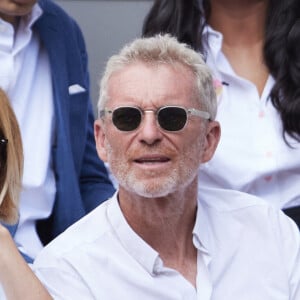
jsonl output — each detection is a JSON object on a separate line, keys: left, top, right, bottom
{"left": 6, "top": 0, "right": 115, "bottom": 247}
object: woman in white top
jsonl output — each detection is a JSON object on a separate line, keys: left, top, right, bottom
{"left": 142, "top": 0, "right": 300, "bottom": 228}
{"left": 0, "top": 89, "right": 51, "bottom": 300}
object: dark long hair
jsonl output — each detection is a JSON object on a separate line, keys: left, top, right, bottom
{"left": 143, "top": 0, "right": 209, "bottom": 53}
{"left": 142, "top": 0, "right": 300, "bottom": 144}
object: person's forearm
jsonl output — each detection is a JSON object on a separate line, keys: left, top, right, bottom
{"left": 0, "top": 225, "right": 52, "bottom": 300}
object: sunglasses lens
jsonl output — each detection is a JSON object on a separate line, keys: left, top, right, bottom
{"left": 112, "top": 107, "right": 141, "bottom": 131}
{"left": 158, "top": 107, "right": 187, "bottom": 131}
{"left": 0, "top": 137, "right": 7, "bottom": 168}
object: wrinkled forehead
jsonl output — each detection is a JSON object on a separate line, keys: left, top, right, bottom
{"left": 106, "top": 62, "right": 197, "bottom": 108}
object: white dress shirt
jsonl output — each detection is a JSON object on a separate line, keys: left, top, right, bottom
{"left": 0, "top": 5, "right": 56, "bottom": 258}
{"left": 198, "top": 26, "right": 300, "bottom": 209}
{"left": 33, "top": 191, "right": 300, "bottom": 300}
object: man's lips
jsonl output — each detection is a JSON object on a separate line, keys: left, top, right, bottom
{"left": 133, "top": 155, "right": 170, "bottom": 164}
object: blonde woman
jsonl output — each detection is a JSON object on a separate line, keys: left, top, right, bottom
{"left": 0, "top": 88, "right": 23, "bottom": 225}
{"left": 0, "top": 89, "right": 51, "bottom": 300}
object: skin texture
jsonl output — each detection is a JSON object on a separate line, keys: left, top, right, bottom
{"left": 0, "top": 0, "right": 37, "bottom": 25}
{"left": 94, "top": 62, "right": 220, "bottom": 286}
{"left": 0, "top": 225, "right": 52, "bottom": 300}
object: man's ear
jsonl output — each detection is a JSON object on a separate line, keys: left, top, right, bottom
{"left": 200, "top": 121, "right": 221, "bottom": 163}
{"left": 94, "top": 119, "right": 108, "bottom": 162}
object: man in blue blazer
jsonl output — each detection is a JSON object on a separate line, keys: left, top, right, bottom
{"left": 0, "top": 0, "right": 115, "bottom": 261}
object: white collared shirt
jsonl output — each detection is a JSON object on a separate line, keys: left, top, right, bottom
{"left": 0, "top": 4, "right": 56, "bottom": 258}
{"left": 33, "top": 191, "right": 300, "bottom": 299}
{"left": 198, "top": 26, "right": 300, "bottom": 209}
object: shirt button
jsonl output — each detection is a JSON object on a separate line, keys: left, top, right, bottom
{"left": 265, "top": 151, "right": 273, "bottom": 158}
{"left": 264, "top": 175, "right": 272, "bottom": 182}
{"left": 258, "top": 111, "right": 265, "bottom": 118}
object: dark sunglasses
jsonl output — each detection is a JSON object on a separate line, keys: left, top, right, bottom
{"left": 0, "top": 137, "right": 8, "bottom": 165}
{"left": 99, "top": 105, "right": 210, "bottom": 132}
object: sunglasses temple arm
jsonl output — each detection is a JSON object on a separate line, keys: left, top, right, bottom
{"left": 188, "top": 108, "right": 210, "bottom": 120}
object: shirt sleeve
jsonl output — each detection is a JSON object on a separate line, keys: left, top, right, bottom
{"left": 274, "top": 209, "right": 300, "bottom": 299}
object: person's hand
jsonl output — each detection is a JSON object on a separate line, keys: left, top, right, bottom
{"left": 0, "top": 224, "right": 19, "bottom": 270}
{"left": 0, "top": 223, "right": 52, "bottom": 299}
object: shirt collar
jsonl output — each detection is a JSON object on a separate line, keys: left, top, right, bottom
{"left": 0, "top": 3, "right": 42, "bottom": 29}
{"left": 107, "top": 192, "right": 161, "bottom": 276}
{"left": 108, "top": 192, "right": 217, "bottom": 275}
{"left": 19, "top": 3, "right": 43, "bottom": 29}
{"left": 0, "top": 4, "right": 42, "bottom": 54}
{"left": 192, "top": 198, "right": 212, "bottom": 265}
{"left": 202, "top": 25, "right": 224, "bottom": 60}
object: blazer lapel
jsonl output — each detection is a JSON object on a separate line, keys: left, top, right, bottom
{"left": 34, "top": 3, "right": 88, "bottom": 175}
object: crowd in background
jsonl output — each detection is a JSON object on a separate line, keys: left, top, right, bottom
{"left": 0, "top": 0, "right": 299, "bottom": 299}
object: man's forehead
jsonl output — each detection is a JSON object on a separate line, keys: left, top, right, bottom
{"left": 106, "top": 62, "right": 195, "bottom": 105}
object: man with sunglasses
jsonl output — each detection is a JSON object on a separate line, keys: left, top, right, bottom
{"left": 33, "top": 35, "right": 300, "bottom": 299}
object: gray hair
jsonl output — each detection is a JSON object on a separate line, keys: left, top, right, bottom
{"left": 98, "top": 34, "right": 217, "bottom": 120}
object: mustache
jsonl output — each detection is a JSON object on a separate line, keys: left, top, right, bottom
{"left": 105, "top": 139, "right": 177, "bottom": 158}
{"left": 129, "top": 143, "right": 177, "bottom": 157}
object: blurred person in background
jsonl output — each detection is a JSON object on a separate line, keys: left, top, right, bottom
{"left": 0, "top": 89, "right": 51, "bottom": 300}
{"left": 0, "top": 0, "right": 115, "bottom": 262}
{"left": 142, "top": 0, "right": 300, "bottom": 228}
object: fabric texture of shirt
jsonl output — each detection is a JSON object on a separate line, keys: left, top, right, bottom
{"left": 198, "top": 26, "right": 300, "bottom": 210}
{"left": 33, "top": 191, "right": 300, "bottom": 300}
{"left": 0, "top": 4, "right": 55, "bottom": 258}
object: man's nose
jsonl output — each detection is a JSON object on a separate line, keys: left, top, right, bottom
{"left": 138, "top": 111, "right": 163, "bottom": 145}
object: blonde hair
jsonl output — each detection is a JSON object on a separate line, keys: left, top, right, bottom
{"left": 98, "top": 34, "right": 217, "bottom": 120}
{"left": 0, "top": 89, "right": 23, "bottom": 224}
